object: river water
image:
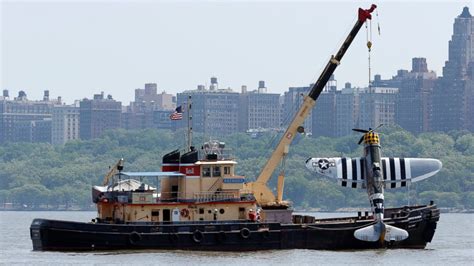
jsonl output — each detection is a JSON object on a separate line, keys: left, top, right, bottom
{"left": 0, "top": 211, "right": 472, "bottom": 265}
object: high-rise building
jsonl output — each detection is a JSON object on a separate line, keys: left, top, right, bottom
{"left": 312, "top": 75, "right": 337, "bottom": 137}
{"left": 432, "top": 7, "right": 474, "bottom": 132}
{"left": 311, "top": 91, "right": 336, "bottom": 137}
{"left": 133, "top": 83, "right": 176, "bottom": 112}
{"left": 358, "top": 87, "right": 399, "bottom": 130}
{"left": 0, "top": 90, "right": 59, "bottom": 143}
{"left": 52, "top": 103, "right": 80, "bottom": 145}
{"left": 153, "top": 110, "right": 175, "bottom": 131}
{"left": 334, "top": 83, "right": 361, "bottom": 137}
{"left": 372, "top": 71, "right": 408, "bottom": 89}
{"left": 14, "top": 119, "right": 52, "bottom": 143}
{"left": 177, "top": 78, "right": 240, "bottom": 136}
{"left": 239, "top": 81, "right": 281, "bottom": 132}
{"left": 123, "top": 83, "right": 176, "bottom": 130}
{"left": 283, "top": 76, "right": 340, "bottom": 137}
{"left": 323, "top": 83, "right": 392, "bottom": 138}
{"left": 283, "top": 86, "right": 313, "bottom": 135}
{"left": 79, "top": 92, "right": 122, "bottom": 140}
{"left": 121, "top": 111, "right": 152, "bottom": 130}
{"left": 395, "top": 58, "right": 437, "bottom": 134}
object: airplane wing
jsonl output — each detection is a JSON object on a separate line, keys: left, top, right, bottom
{"left": 305, "top": 157, "right": 366, "bottom": 189}
{"left": 381, "top": 158, "right": 442, "bottom": 188}
{"left": 306, "top": 157, "right": 442, "bottom": 189}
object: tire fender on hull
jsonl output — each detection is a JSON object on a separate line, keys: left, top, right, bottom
{"left": 129, "top": 231, "right": 142, "bottom": 245}
{"left": 240, "top": 228, "right": 251, "bottom": 239}
{"left": 261, "top": 230, "right": 270, "bottom": 240}
{"left": 193, "top": 230, "right": 204, "bottom": 243}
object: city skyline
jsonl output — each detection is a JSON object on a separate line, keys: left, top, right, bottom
{"left": 2, "top": 1, "right": 473, "bottom": 142}
{"left": 2, "top": 1, "right": 472, "bottom": 104}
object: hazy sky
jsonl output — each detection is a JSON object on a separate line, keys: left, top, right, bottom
{"left": 1, "top": 0, "right": 472, "bottom": 104}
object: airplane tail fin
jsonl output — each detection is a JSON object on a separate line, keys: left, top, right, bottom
{"left": 354, "top": 223, "right": 382, "bottom": 242}
{"left": 384, "top": 224, "right": 409, "bottom": 242}
{"left": 354, "top": 222, "right": 408, "bottom": 242}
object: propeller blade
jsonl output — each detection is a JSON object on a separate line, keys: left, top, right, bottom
{"left": 358, "top": 135, "right": 365, "bottom": 145}
{"left": 352, "top": 128, "right": 369, "bottom": 133}
{"left": 373, "top": 124, "right": 384, "bottom": 131}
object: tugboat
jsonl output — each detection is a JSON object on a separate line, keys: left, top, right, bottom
{"left": 30, "top": 4, "right": 440, "bottom": 251}
{"left": 30, "top": 138, "right": 440, "bottom": 251}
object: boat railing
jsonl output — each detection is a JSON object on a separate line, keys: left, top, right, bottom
{"left": 193, "top": 191, "right": 238, "bottom": 202}
{"left": 102, "top": 190, "right": 250, "bottom": 203}
{"left": 238, "top": 189, "right": 256, "bottom": 201}
{"left": 198, "top": 149, "right": 234, "bottom": 161}
{"left": 158, "top": 191, "right": 186, "bottom": 202}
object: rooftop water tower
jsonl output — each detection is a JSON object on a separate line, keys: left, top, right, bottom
{"left": 43, "top": 90, "right": 50, "bottom": 101}
{"left": 258, "top": 80, "right": 267, "bottom": 93}
{"left": 210, "top": 77, "right": 218, "bottom": 91}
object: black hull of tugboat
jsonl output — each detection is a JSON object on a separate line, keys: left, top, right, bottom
{"left": 30, "top": 205, "right": 439, "bottom": 251}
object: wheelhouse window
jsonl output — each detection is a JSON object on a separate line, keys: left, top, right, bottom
{"left": 203, "top": 167, "right": 211, "bottom": 177}
{"left": 224, "top": 166, "right": 231, "bottom": 175}
{"left": 212, "top": 166, "right": 221, "bottom": 177}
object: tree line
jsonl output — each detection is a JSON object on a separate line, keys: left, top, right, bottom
{"left": 0, "top": 127, "right": 472, "bottom": 210}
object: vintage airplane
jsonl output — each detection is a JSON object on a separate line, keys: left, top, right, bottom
{"left": 305, "top": 126, "right": 442, "bottom": 243}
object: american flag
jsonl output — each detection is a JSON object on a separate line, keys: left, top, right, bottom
{"left": 169, "top": 105, "right": 183, "bottom": 120}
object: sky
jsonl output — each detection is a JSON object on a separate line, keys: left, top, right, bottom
{"left": 1, "top": 0, "right": 472, "bottom": 104}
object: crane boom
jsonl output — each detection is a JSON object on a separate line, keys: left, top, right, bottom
{"left": 102, "top": 158, "right": 124, "bottom": 186}
{"left": 245, "top": 4, "right": 377, "bottom": 207}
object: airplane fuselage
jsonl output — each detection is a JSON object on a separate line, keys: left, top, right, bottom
{"left": 355, "top": 132, "right": 409, "bottom": 242}
{"left": 363, "top": 143, "right": 385, "bottom": 223}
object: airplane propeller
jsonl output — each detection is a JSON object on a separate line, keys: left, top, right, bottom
{"left": 352, "top": 128, "right": 370, "bottom": 133}
{"left": 352, "top": 124, "right": 383, "bottom": 145}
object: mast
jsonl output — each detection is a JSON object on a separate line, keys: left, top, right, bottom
{"left": 187, "top": 95, "right": 193, "bottom": 152}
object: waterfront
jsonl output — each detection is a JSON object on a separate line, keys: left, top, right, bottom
{"left": 0, "top": 211, "right": 472, "bottom": 265}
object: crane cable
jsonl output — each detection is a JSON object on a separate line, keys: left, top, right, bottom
{"left": 366, "top": 20, "right": 372, "bottom": 89}
{"left": 367, "top": 9, "right": 381, "bottom": 90}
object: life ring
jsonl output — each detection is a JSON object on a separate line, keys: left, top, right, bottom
{"left": 193, "top": 230, "right": 204, "bottom": 243}
{"left": 240, "top": 228, "right": 251, "bottom": 239}
{"left": 129, "top": 231, "right": 142, "bottom": 245}
{"left": 180, "top": 208, "right": 190, "bottom": 218}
